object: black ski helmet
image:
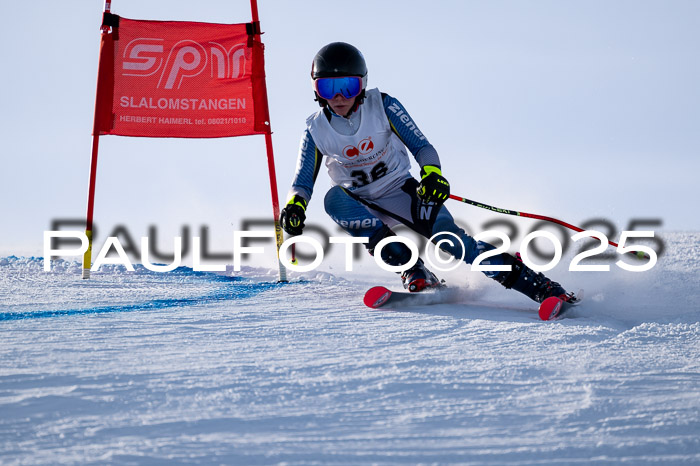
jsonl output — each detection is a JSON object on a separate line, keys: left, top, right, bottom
{"left": 311, "top": 42, "right": 368, "bottom": 108}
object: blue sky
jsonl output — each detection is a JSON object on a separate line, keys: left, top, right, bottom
{"left": 1, "top": 0, "right": 698, "bottom": 267}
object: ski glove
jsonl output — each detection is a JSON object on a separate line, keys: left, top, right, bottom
{"left": 417, "top": 165, "right": 450, "bottom": 205}
{"left": 280, "top": 195, "right": 307, "bottom": 236}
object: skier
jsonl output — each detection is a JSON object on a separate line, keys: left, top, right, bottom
{"left": 280, "top": 42, "right": 571, "bottom": 304}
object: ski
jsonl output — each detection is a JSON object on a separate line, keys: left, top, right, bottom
{"left": 364, "top": 286, "right": 584, "bottom": 319}
{"left": 363, "top": 285, "right": 449, "bottom": 309}
{"left": 538, "top": 290, "right": 584, "bottom": 321}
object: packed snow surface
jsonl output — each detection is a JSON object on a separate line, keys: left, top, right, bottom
{"left": 1, "top": 232, "right": 699, "bottom": 464}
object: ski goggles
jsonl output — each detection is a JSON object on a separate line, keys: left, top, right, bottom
{"left": 314, "top": 76, "right": 363, "bottom": 100}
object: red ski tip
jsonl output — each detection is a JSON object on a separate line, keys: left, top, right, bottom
{"left": 539, "top": 296, "right": 564, "bottom": 321}
{"left": 364, "top": 286, "right": 393, "bottom": 309}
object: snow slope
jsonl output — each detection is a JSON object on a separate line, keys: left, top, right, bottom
{"left": 1, "top": 232, "right": 699, "bottom": 464}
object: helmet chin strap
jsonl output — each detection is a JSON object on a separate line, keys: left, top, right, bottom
{"left": 313, "top": 92, "right": 327, "bottom": 108}
{"left": 348, "top": 90, "right": 366, "bottom": 114}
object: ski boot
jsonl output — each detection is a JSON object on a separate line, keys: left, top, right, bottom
{"left": 367, "top": 226, "right": 442, "bottom": 293}
{"left": 401, "top": 258, "right": 442, "bottom": 292}
{"left": 494, "top": 253, "right": 570, "bottom": 303}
